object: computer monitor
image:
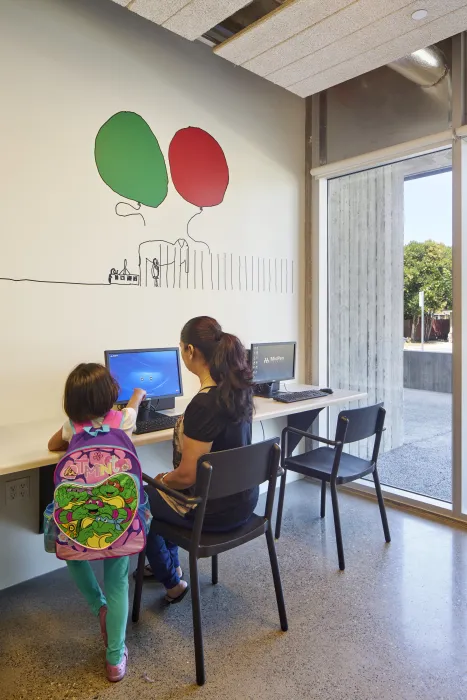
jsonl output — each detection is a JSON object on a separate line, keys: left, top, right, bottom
{"left": 104, "top": 348, "right": 183, "bottom": 406}
{"left": 251, "top": 342, "right": 296, "bottom": 385}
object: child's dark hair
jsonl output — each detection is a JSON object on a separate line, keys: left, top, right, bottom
{"left": 64, "top": 363, "right": 119, "bottom": 423}
{"left": 181, "top": 316, "right": 253, "bottom": 422}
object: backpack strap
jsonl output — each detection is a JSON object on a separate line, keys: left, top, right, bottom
{"left": 103, "top": 410, "right": 125, "bottom": 429}
{"left": 71, "top": 410, "right": 123, "bottom": 436}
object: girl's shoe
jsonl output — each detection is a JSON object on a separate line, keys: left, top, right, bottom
{"left": 99, "top": 605, "right": 108, "bottom": 647}
{"left": 106, "top": 646, "right": 128, "bottom": 683}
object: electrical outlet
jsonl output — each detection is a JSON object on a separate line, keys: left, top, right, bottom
{"left": 6, "top": 476, "right": 30, "bottom": 504}
{"left": 18, "top": 477, "right": 30, "bottom": 500}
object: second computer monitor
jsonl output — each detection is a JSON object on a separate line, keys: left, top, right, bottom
{"left": 251, "top": 342, "right": 296, "bottom": 384}
{"left": 104, "top": 348, "right": 183, "bottom": 404}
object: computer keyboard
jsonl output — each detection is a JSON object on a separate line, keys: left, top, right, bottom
{"left": 273, "top": 390, "right": 330, "bottom": 403}
{"left": 134, "top": 412, "right": 180, "bottom": 435}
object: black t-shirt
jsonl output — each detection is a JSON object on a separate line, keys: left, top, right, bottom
{"left": 175, "top": 387, "right": 257, "bottom": 525}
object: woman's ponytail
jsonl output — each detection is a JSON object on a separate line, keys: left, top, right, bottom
{"left": 180, "top": 317, "right": 253, "bottom": 422}
{"left": 210, "top": 332, "right": 253, "bottom": 421}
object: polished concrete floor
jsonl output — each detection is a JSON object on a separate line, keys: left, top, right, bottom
{"left": 1, "top": 481, "right": 467, "bottom": 700}
{"left": 378, "top": 389, "right": 452, "bottom": 501}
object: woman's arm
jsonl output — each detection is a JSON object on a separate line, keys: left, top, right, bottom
{"left": 159, "top": 436, "right": 212, "bottom": 490}
{"left": 48, "top": 429, "right": 69, "bottom": 452}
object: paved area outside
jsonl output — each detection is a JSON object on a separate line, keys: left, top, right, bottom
{"left": 404, "top": 341, "right": 452, "bottom": 353}
{"left": 2, "top": 481, "right": 467, "bottom": 700}
{"left": 377, "top": 388, "right": 452, "bottom": 502}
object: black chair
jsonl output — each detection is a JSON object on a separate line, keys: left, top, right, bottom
{"left": 132, "top": 438, "right": 288, "bottom": 686}
{"left": 275, "top": 404, "right": 391, "bottom": 571}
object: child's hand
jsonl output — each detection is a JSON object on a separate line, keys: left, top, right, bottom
{"left": 133, "top": 388, "right": 147, "bottom": 401}
{"left": 127, "top": 388, "right": 147, "bottom": 412}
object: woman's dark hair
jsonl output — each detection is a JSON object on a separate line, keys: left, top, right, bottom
{"left": 64, "top": 363, "right": 120, "bottom": 423}
{"left": 181, "top": 316, "right": 253, "bottom": 422}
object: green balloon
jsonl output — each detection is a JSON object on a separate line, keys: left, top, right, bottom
{"left": 95, "top": 111, "right": 168, "bottom": 208}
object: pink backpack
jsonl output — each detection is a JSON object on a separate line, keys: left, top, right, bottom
{"left": 49, "top": 411, "right": 151, "bottom": 561}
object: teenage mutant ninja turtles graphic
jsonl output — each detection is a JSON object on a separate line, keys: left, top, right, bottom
{"left": 54, "top": 473, "right": 138, "bottom": 549}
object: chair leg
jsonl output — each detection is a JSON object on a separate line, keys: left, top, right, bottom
{"left": 211, "top": 555, "right": 218, "bottom": 585}
{"left": 373, "top": 467, "right": 391, "bottom": 543}
{"left": 274, "top": 468, "right": 287, "bottom": 540}
{"left": 132, "top": 549, "right": 146, "bottom": 623}
{"left": 189, "top": 552, "right": 205, "bottom": 686}
{"left": 265, "top": 528, "right": 288, "bottom": 632}
{"left": 320, "top": 481, "right": 326, "bottom": 518}
{"left": 330, "top": 481, "right": 345, "bottom": 571}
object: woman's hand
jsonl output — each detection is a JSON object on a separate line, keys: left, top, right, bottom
{"left": 155, "top": 473, "right": 167, "bottom": 483}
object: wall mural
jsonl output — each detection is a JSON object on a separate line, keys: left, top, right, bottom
{"left": 0, "top": 111, "right": 294, "bottom": 293}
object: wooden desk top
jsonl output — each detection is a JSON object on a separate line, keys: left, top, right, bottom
{"left": 0, "top": 388, "right": 365, "bottom": 477}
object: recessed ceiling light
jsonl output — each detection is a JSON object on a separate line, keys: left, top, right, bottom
{"left": 412, "top": 9, "right": 428, "bottom": 20}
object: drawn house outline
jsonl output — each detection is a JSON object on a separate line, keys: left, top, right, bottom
{"left": 108, "top": 259, "right": 139, "bottom": 285}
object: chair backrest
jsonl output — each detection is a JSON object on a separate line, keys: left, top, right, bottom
{"left": 197, "top": 438, "right": 280, "bottom": 501}
{"left": 335, "top": 403, "right": 385, "bottom": 445}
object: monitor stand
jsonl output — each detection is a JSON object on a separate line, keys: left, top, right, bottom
{"left": 253, "top": 381, "right": 280, "bottom": 398}
{"left": 137, "top": 397, "right": 175, "bottom": 421}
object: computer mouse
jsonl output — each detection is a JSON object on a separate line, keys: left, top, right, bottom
{"left": 320, "top": 388, "right": 333, "bottom": 395}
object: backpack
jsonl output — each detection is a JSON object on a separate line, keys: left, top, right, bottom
{"left": 47, "top": 411, "right": 151, "bottom": 561}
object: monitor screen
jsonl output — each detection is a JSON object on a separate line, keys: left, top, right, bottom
{"left": 105, "top": 348, "right": 183, "bottom": 403}
{"left": 251, "top": 342, "right": 296, "bottom": 383}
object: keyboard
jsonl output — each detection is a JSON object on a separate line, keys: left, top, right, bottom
{"left": 134, "top": 412, "right": 180, "bottom": 435}
{"left": 273, "top": 390, "right": 330, "bottom": 403}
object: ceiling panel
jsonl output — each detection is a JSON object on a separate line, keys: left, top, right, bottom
{"left": 270, "top": 0, "right": 464, "bottom": 88}
{"left": 243, "top": 0, "right": 412, "bottom": 77}
{"left": 214, "top": 0, "right": 355, "bottom": 64}
{"left": 289, "top": 4, "right": 467, "bottom": 96}
{"left": 164, "top": 1, "right": 253, "bottom": 41}
{"left": 130, "top": 1, "right": 189, "bottom": 25}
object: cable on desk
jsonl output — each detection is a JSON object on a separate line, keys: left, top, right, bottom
{"left": 260, "top": 421, "right": 265, "bottom": 441}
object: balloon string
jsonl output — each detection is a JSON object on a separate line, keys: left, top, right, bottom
{"left": 186, "top": 208, "right": 210, "bottom": 253}
{"left": 115, "top": 201, "right": 146, "bottom": 226}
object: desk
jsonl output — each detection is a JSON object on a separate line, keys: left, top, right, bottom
{"left": 0, "top": 388, "right": 366, "bottom": 533}
{"left": 0, "top": 389, "right": 366, "bottom": 477}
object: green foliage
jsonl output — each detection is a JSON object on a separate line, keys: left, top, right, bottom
{"left": 404, "top": 240, "right": 452, "bottom": 325}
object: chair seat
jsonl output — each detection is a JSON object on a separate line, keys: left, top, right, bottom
{"left": 284, "top": 447, "right": 374, "bottom": 484}
{"left": 153, "top": 514, "right": 268, "bottom": 558}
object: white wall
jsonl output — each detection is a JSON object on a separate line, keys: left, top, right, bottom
{"left": 0, "top": 0, "right": 304, "bottom": 589}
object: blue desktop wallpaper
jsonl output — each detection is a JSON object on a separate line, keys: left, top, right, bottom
{"left": 108, "top": 350, "right": 181, "bottom": 402}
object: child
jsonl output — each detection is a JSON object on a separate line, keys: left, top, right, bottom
{"left": 48, "top": 363, "right": 146, "bottom": 682}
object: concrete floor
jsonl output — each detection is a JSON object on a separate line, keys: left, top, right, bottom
{"left": 1, "top": 480, "right": 467, "bottom": 700}
{"left": 377, "top": 389, "right": 452, "bottom": 502}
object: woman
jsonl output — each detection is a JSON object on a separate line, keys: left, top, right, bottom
{"left": 144, "top": 316, "right": 254, "bottom": 603}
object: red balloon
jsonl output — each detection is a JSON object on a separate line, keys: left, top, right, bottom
{"left": 168, "top": 127, "right": 229, "bottom": 208}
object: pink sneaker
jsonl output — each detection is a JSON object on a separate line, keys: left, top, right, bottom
{"left": 106, "top": 646, "right": 128, "bottom": 683}
{"left": 99, "top": 606, "right": 108, "bottom": 647}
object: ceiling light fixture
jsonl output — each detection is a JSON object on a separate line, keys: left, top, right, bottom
{"left": 411, "top": 9, "right": 428, "bottom": 20}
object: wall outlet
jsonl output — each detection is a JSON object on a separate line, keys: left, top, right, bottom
{"left": 6, "top": 476, "right": 30, "bottom": 504}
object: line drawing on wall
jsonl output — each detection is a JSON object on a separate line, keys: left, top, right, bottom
{"left": 115, "top": 202, "right": 146, "bottom": 226}
{"left": 108, "top": 259, "right": 140, "bottom": 286}
{"left": 107, "top": 252, "right": 294, "bottom": 293}
{"left": 0, "top": 113, "right": 295, "bottom": 294}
